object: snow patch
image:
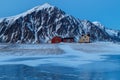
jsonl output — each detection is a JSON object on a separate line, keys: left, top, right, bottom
{"left": 106, "top": 29, "right": 118, "bottom": 36}
{"left": 92, "top": 21, "right": 105, "bottom": 30}
{"left": 0, "top": 19, "right": 3, "bottom": 23}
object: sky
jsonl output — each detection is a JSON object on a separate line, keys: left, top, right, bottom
{"left": 0, "top": 0, "right": 120, "bottom": 30}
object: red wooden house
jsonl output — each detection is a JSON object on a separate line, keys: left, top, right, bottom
{"left": 51, "top": 36, "right": 62, "bottom": 43}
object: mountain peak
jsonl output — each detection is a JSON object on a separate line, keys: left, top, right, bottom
{"left": 34, "top": 3, "right": 54, "bottom": 11}
{"left": 41, "top": 3, "right": 53, "bottom": 8}
{"left": 1, "top": 3, "right": 55, "bottom": 22}
{"left": 25, "top": 3, "right": 54, "bottom": 14}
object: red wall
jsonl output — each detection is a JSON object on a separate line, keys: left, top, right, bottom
{"left": 51, "top": 36, "right": 62, "bottom": 43}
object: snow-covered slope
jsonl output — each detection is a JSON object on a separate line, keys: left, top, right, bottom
{"left": 106, "top": 29, "right": 120, "bottom": 41}
{"left": 93, "top": 21, "right": 120, "bottom": 41}
{"left": 106, "top": 29, "right": 120, "bottom": 37}
{"left": 0, "top": 3, "right": 120, "bottom": 43}
{"left": 92, "top": 21, "right": 105, "bottom": 30}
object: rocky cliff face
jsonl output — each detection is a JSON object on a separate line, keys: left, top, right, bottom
{"left": 0, "top": 3, "right": 120, "bottom": 43}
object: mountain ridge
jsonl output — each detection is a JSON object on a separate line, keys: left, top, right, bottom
{"left": 0, "top": 3, "right": 120, "bottom": 43}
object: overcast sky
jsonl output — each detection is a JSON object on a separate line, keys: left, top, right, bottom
{"left": 0, "top": 0, "right": 120, "bottom": 30}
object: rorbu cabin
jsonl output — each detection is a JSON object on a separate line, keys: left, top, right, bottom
{"left": 62, "top": 37, "right": 74, "bottom": 43}
{"left": 79, "top": 34, "right": 90, "bottom": 43}
{"left": 51, "top": 36, "right": 62, "bottom": 43}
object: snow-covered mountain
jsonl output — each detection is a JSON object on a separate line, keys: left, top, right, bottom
{"left": 0, "top": 3, "right": 120, "bottom": 43}
{"left": 93, "top": 21, "right": 120, "bottom": 41}
{"left": 105, "top": 29, "right": 120, "bottom": 41}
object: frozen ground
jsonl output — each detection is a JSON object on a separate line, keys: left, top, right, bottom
{"left": 0, "top": 42, "right": 120, "bottom": 80}
{"left": 0, "top": 43, "right": 64, "bottom": 56}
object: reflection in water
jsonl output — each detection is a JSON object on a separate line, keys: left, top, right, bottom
{"left": 0, "top": 55, "right": 120, "bottom": 80}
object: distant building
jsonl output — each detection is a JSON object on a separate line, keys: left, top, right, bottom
{"left": 51, "top": 36, "right": 62, "bottom": 43}
{"left": 62, "top": 37, "right": 74, "bottom": 43}
{"left": 79, "top": 34, "right": 90, "bottom": 43}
